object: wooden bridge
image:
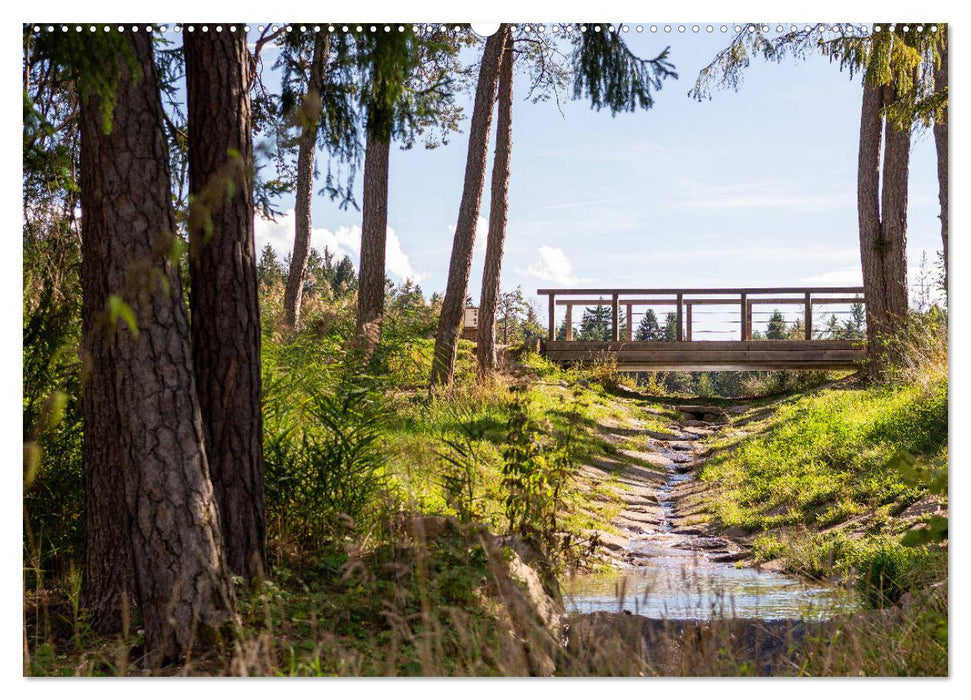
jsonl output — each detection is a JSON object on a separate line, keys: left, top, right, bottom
{"left": 538, "top": 287, "right": 867, "bottom": 371}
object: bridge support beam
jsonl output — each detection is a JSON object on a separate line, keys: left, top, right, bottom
{"left": 740, "top": 292, "right": 749, "bottom": 340}
{"left": 565, "top": 304, "right": 573, "bottom": 341}
{"left": 805, "top": 292, "right": 813, "bottom": 340}
{"left": 625, "top": 304, "right": 633, "bottom": 341}
{"left": 686, "top": 303, "right": 693, "bottom": 342}
{"left": 676, "top": 293, "right": 684, "bottom": 342}
{"left": 611, "top": 293, "right": 620, "bottom": 342}
{"left": 547, "top": 293, "right": 555, "bottom": 341}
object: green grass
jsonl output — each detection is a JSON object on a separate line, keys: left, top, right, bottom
{"left": 698, "top": 374, "right": 947, "bottom": 602}
{"left": 700, "top": 379, "right": 946, "bottom": 532}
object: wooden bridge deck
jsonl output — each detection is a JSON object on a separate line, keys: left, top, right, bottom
{"left": 542, "top": 340, "right": 865, "bottom": 371}
{"left": 537, "top": 286, "right": 867, "bottom": 371}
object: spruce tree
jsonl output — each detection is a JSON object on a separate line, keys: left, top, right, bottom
{"left": 662, "top": 312, "right": 679, "bottom": 341}
{"left": 765, "top": 310, "right": 788, "bottom": 339}
{"left": 636, "top": 308, "right": 662, "bottom": 341}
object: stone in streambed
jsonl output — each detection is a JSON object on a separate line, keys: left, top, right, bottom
{"left": 686, "top": 537, "right": 731, "bottom": 550}
{"left": 710, "top": 551, "right": 749, "bottom": 563}
{"left": 671, "top": 526, "right": 705, "bottom": 536}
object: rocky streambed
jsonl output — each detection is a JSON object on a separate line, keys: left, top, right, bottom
{"left": 564, "top": 404, "right": 856, "bottom": 621}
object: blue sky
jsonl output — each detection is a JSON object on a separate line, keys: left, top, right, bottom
{"left": 251, "top": 26, "right": 943, "bottom": 334}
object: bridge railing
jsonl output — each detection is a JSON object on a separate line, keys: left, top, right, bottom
{"left": 537, "top": 287, "right": 866, "bottom": 342}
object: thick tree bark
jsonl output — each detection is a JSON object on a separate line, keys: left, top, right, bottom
{"left": 933, "top": 41, "right": 948, "bottom": 292}
{"left": 431, "top": 27, "right": 508, "bottom": 386}
{"left": 354, "top": 127, "right": 391, "bottom": 360}
{"left": 476, "top": 28, "right": 514, "bottom": 376}
{"left": 184, "top": 28, "right": 266, "bottom": 584}
{"left": 79, "top": 31, "right": 237, "bottom": 663}
{"left": 80, "top": 195, "right": 134, "bottom": 634}
{"left": 284, "top": 32, "right": 331, "bottom": 329}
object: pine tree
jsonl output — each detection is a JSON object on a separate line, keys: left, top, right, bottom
{"left": 662, "top": 312, "right": 679, "bottom": 342}
{"left": 765, "top": 310, "right": 788, "bottom": 339}
{"left": 850, "top": 302, "right": 867, "bottom": 332}
{"left": 436, "top": 23, "right": 678, "bottom": 385}
{"left": 692, "top": 23, "right": 945, "bottom": 373}
{"left": 635, "top": 308, "right": 662, "bottom": 341}
{"left": 431, "top": 28, "right": 507, "bottom": 385}
{"left": 257, "top": 243, "right": 285, "bottom": 288}
{"left": 495, "top": 287, "right": 529, "bottom": 345}
{"left": 932, "top": 30, "right": 948, "bottom": 293}
{"left": 912, "top": 250, "right": 932, "bottom": 311}
{"left": 74, "top": 28, "right": 238, "bottom": 662}
{"left": 184, "top": 23, "right": 266, "bottom": 585}
{"left": 272, "top": 28, "right": 360, "bottom": 329}
{"left": 357, "top": 26, "right": 462, "bottom": 362}
{"left": 476, "top": 24, "right": 515, "bottom": 375}
{"left": 578, "top": 305, "right": 612, "bottom": 341}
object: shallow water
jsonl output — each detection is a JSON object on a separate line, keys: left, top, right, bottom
{"left": 563, "top": 542, "right": 858, "bottom": 620}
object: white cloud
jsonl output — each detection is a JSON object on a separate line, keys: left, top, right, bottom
{"left": 520, "top": 246, "right": 578, "bottom": 285}
{"left": 254, "top": 209, "right": 423, "bottom": 282}
{"left": 802, "top": 267, "right": 863, "bottom": 286}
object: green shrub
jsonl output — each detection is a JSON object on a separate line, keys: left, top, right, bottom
{"left": 500, "top": 394, "right": 577, "bottom": 546}
{"left": 264, "top": 376, "right": 391, "bottom": 547}
{"left": 751, "top": 534, "right": 789, "bottom": 562}
{"left": 436, "top": 405, "right": 491, "bottom": 524}
{"left": 783, "top": 530, "right": 859, "bottom": 580}
{"left": 585, "top": 357, "right": 620, "bottom": 392}
{"left": 853, "top": 541, "right": 944, "bottom": 608}
{"left": 696, "top": 372, "right": 715, "bottom": 398}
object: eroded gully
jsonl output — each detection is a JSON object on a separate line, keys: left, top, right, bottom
{"left": 563, "top": 404, "right": 856, "bottom": 621}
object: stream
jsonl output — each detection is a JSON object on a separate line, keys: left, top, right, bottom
{"left": 563, "top": 416, "right": 858, "bottom": 621}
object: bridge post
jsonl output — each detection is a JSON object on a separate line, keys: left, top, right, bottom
{"left": 740, "top": 292, "right": 749, "bottom": 340}
{"left": 611, "top": 293, "right": 620, "bottom": 342}
{"left": 674, "top": 293, "right": 683, "bottom": 341}
{"left": 805, "top": 292, "right": 813, "bottom": 340}
{"left": 625, "top": 304, "right": 633, "bottom": 341}
{"left": 686, "top": 303, "right": 693, "bottom": 342}
{"left": 547, "top": 293, "right": 555, "bottom": 341}
{"left": 565, "top": 304, "right": 573, "bottom": 341}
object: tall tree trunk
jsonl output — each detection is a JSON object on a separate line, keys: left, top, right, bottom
{"left": 284, "top": 32, "right": 331, "bottom": 329}
{"left": 476, "top": 27, "right": 514, "bottom": 377}
{"left": 880, "top": 83, "right": 912, "bottom": 321}
{"left": 857, "top": 76, "right": 912, "bottom": 376}
{"left": 933, "top": 40, "right": 948, "bottom": 293}
{"left": 80, "top": 201, "right": 134, "bottom": 634}
{"left": 184, "top": 27, "right": 266, "bottom": 584}
{"left": 431, "top": 27, "right": 508, "bottom": 386}
{"left": 858, "top": 79, "right": 888, "bottom": 359}
{"left": 354, "top": 126, "right": 391, "bottom": 361}
{"left": 79, "top": 31, "right": 238, "bottom": 664}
